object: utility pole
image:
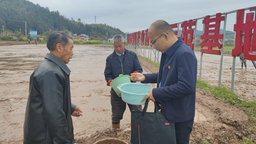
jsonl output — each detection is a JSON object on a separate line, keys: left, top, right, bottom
{"left": 95, "top": 16, "right": 96, "bottom": 24}
{"left": 25, "top": 21, "right": 27, "bottom": 37}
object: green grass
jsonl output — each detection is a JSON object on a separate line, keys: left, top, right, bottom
{"left": 196, "top": 80, "right": 256, "bottom": 117}
{"left": 196, "top": 80, "right": 256, "bottom": 144}
{"left": 138, "top": 55, "right": 160, "bottom": 67}
{"left": 73, "top": 39, "right": 112, "bottom": 44}
{"left": 39, "top": 38, "right": 47, "bottom": 43}
{"left": 190, "top": 137, "right": 211, "bottom": 144}
{"left": 100, "top": 41, "right": 112, "bottom": 45}
{"left": 139, "top": 55, "right": 256, "bottom": 143}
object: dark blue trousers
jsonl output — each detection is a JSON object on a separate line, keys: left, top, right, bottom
{"left": 110, "top": 88, "right": 142, "bottom": 123}
{"left": 174, "top": 119, "right": 194, "bottom": 144}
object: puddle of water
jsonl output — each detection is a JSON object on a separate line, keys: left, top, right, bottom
{"left": 9, "top": 98, "right": 15, "bottom": 101}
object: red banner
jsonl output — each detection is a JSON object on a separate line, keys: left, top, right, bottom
{"left": 141, "top": 30, "right": 145, "bottom": 45}
{"left": 232, "top": 8, "right": 256, "bottom": 61}
{"left": 200, "top": 13, "right": 224, "bottom": 55}
{"left": 170, "top": 23, "right": 178, "bottom": 36}
{"left": 137, "top": 31, "right": 141, "bottom": 45}
{"left": 145, "top": 29, "right": 149, "bottom": 46}
{"left": 181, "top": 20, "right": 196, "bottom": 50}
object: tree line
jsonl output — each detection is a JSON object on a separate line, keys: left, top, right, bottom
{"left": 0, "top": 0, "right": 124, "bottom": 40}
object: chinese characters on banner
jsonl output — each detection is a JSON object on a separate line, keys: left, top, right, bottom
{"left": 128, "top": 10, "right": 256, "bottom": 61}
{"left": 232, "top": 8, "right": 256, "bottom": 61}
{"left": 129, "top": 34, "right": 132, "bottom": 44}
{"left": 170, "top": 23, "right": 178, "bottom": 35}
{"left": 180, "top": 20, "right": 196, "bottom": 50}
{"left": 129, "top": 33, "right": 132, "bottom": 45}
{"left": 141, "top": 30, "right": 145, "bottom": 45}
{"left": 136, "top": 31, "right": 141, "bottom": 45}
{"left": 200, "top": 13, "right": 224, "bottom": 55}
{"left": 145, "top": 29, "right": 149, "bottom": 46}
{"left": 127, "top": 34, "right": 131, "bottom": 44}
{"left": 133, "top": 32, "right": 137, "bottom": 45}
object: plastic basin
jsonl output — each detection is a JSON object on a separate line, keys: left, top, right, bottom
{"left": 93, "top": 138, "right": 128, "bottom": 144}
{"left": 110, "top": 74, "right": 131, "bottom": 97}
{"left": 117, "top": 83, "right": 153, "bottom": 105}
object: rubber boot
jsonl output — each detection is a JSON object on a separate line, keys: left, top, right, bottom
{"left": 112, "top": 121, "right": 120, "bottom": 129}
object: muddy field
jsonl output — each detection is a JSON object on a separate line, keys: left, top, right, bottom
{"left": 0, "top": 44, "right": 253, "bottom": 144}
{"left": 0, "top": 41, "right": 28, "bottom": 46}
{"left": 194, "top": 52, "right": 256, "bottom": 102}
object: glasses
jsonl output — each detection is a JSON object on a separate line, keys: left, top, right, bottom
{"left": 150, "top": 33, "right": 168, "bottom": 45}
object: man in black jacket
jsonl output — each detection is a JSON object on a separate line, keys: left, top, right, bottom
{"left": 104, "top": 35, "right": 143, "bottom": 129}
{"left": 24, "top": 32, "right": 83, "bottom": 144}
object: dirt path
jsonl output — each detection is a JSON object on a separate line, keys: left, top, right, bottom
{"left": 0, "top": 44, "right": 251, "bottom": 144}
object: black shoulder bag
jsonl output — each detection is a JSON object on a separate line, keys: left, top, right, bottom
{"left": 131, "top": 100, "right": 176, "bottom": 144}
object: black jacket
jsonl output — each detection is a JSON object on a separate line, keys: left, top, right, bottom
{"left": 24, "top": 53, "right": 76, "bottom": 144}
{"left": 104, "top": 49, "right": 143, "bottom": 82}
{"left": 143, "top": 38, "right": 197, "bottom": 123}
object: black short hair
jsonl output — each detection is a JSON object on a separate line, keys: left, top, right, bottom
{"left": 47, "top": 32, "right": 73, "bottom": 51}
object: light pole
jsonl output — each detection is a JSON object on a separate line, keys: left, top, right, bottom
{"left": 25, "top": 21, "right": 27, "bottom": 37}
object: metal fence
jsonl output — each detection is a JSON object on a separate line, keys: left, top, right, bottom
{"left": 126, "top": 6, "right": 256, "bottom": 94}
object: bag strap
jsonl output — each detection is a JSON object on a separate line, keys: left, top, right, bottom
{"left": 154, "top": 101, "right": 160, "bottom": 113}
{"left": 142, "top": 99, "right": 160, "bottom": 116}
{"left": 142, "top": 99, "right": 149, "bottom": 116}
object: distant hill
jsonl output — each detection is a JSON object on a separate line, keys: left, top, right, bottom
{"left": 0, "top": 0, "right": 124, "bottom": 40}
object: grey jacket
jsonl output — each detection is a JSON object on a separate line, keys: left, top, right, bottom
{"left": 24, "top": 53, "right": 76, "bottom": 144}
{"left": 104, "top": 49, "right": 143, "bottom": 82}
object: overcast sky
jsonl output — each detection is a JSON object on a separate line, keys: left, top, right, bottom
{"left": 28, "top": 0, "right": 255, "bottom": 33}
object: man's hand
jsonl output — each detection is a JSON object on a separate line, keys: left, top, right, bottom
{"left": 141, "top": 89, "right": 155, "bottom": 103}
{"left": 129, "top": 73, "right": 145, "bottom": 81}
{"left": 72, "top": 106, "right": 83, "bottom": 117}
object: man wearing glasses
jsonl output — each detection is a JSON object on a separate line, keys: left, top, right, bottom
{"left": 130, "top": 20, "right": 197, "bottom": 144}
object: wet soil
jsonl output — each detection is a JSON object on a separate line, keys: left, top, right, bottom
{"left": 0, "top": 44, "right": 252, "bottom": 144}
{"left": 194, "top": 52, "right": 256, "bottom": 102}
{"left": 0, "top": 41, "right": 29, "bottom": 46}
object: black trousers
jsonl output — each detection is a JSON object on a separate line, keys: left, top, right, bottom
{"left": 110, "top": 88, "right": 142, "bottom": 123}
{"left": 174, "top": 119, "right": 194, "bottom": 144}
{"left": 241, "top": 61, "right": 247, "bottom": 68}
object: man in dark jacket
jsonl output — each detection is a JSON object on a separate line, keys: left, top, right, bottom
{"left": 239, "top": 53, "right": 247, "bottom": 69}
{"left": 130, "top": 20, "right": 197, "bottom": 144}
{"left": 24, "top": 32, "right": 83, "bottom": 144}
{"left": 104, "top": 35, "right": 143, "bottom": 129}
